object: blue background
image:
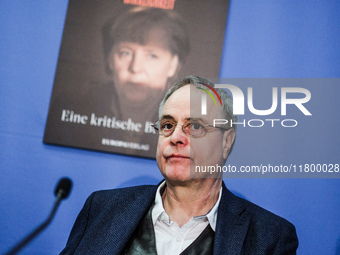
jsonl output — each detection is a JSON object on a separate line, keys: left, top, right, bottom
{"left": 1, "top": 1, "right": 339, "bottom": 254}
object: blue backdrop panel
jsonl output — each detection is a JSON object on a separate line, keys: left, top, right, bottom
{"left": 0, "top": 1, "right": 339, "bottom": 254}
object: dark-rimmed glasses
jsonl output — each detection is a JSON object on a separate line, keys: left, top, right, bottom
{"left": 152, "top": 119, "right": 229, "bottom": 138}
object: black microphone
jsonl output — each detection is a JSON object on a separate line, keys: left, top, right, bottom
{"left": 5, "top": 177, "right": 73, "bottom": 255}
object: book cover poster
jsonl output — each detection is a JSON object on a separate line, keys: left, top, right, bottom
{"left": 44, "top": 0, "right": 230, "bottom": 158}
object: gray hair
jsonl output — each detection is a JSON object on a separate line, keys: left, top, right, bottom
{"left": 158, "top": 75, "right": 237, "bottom": 130}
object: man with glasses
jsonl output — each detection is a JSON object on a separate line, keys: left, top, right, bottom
{"left": 60, "top": 76, "right": 298, "bottom": 254}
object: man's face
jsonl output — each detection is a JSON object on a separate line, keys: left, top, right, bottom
{"left": 109, "top": 40, "right": 179, "bottom": 102}
{"left": 156, "top": 85, "right": 235, "bottom": 184}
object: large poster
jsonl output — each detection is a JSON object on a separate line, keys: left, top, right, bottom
{"left": 44, "top": 0, "right": 230, "bottom": 158}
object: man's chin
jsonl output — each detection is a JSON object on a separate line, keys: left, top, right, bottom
{"left": 163, "top": 166, "right": 190, "bottom": 180}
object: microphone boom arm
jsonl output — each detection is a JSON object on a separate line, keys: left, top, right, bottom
{"left": 5, "top": 178, "right": 72, "bottom": 255}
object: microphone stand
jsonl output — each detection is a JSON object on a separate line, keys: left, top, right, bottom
{"left": 5, "top": 193, "right": 63, "bottom": 255}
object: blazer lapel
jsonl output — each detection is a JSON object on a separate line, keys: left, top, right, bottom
{"left": 213, "top": 183, "right": 250, "bottom": 255}
{"left": 102, "top": 185, "right": 158, "bottom": 254}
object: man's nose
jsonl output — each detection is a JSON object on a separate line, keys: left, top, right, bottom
{"left": 170, "top": 124, "right": 189, "bottom": 145}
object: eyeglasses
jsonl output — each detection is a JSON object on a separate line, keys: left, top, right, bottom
{"left": 152, "top": 119, "right": 229, "bottom": 138}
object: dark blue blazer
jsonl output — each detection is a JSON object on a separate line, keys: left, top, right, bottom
{"left": 60, "top": 182, "right": 298, "bottom": 254}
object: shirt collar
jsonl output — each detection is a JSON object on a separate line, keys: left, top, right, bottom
{"left": 152, "top": 181, "right": 168, "bottom": 226}
{"left": 152, "top": 180, "right": 222, "bottom": 231}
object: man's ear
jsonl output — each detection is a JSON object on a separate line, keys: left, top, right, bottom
{"left": 167, "top": 55, "right": 179, "bottom": 78}
{"left": 222, "top": 128, "right": 236, "bottom": 160}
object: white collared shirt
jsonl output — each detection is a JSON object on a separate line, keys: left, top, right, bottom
{"left": 151, "top": 181, "right": 222, "bottom": 255}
